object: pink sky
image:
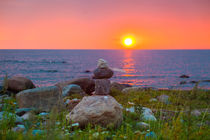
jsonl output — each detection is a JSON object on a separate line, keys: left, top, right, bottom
{"left": 0, "top": 0, "right": 210, "bottom": 49}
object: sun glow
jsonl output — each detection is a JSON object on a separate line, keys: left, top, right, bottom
{"left": 123, "top": 36, "right": 136, "bottom": 48}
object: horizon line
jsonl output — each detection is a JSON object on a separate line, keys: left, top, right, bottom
{"left": 0, "top": 49, "right": 210, "bottom": 51}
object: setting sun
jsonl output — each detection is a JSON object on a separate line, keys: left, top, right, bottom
{"left": 123, "top": 36, "right": 135, "bottom": 48}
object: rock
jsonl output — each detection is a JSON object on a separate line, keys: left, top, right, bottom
{"left": 32, "top": 130, "right": 46, "bottom": 135}
{"left": 190, "top": 81, "right": 198, "bottom": 84}
{"left": 201, "top": 80, "right": 210, "bottom": 83}
{"left": 84, "top": 70, "right": 91, "bottom": 73}
{"left": 157, "top": 94, "right": 170, "bottom": 104}
{"left": 122, "top": 86, "right": 156, "bottom": 94}
{"left": 0, "top": 104, "right": 2, "bottom": 111}
{"left": 38, "top": 112, "right": 49, "bottom": 117}
{"left": 110, "top": 82, "right": 132, "bottom": 91}
{"left": 16, "top": 86, "right": 64, "bottom": 112}
{"left": 149, "top": 98, "right": 158, "bottom": 102}
{"left": 0, "top": 111, "right": 23, "bottom": 124}
{"left": 191, "top": 110, "right": 201, "bottom": 117}
{"left": 15, "top": 108, "right": 35, "bottom": 116}
{"left": 95, "top": 79, "right": 110, "bottom": 95}
{"left": 136, "top": 122, "right": 150, "bottom": 130}
{"left": 62, "top": 84, "right": 85, "bottom": 97}
{"left": 8, "top": 76, "right": 36, "bottom": 93}
{"left": 55, "top": 77, "right": 95, "bottom": 95}
{"left": 145, "top": 131, "right": 157, "bottom": 139}
{"left": 66, "top": 95, "right": 123, "bottom": 128}
{"left": 142, "top": 107, "right": 157, "bottom": 121}
{"left": 93, "top": 68, "right": 114, "bottom": 79}
{"left": 12, "top": 124, "right": 25, "bottom": 132}
{"left": 0, "top": 94, "right": 9, "bottom": 99}
{"left": 97, "top": 59, "right": 109, "bottom": 68}
{"left": 66, "top": 99, "right": 81, "bottom": 112}
{"left": 180, "top": 81, "right": 187, "bottom": 85}
{"left": 126, "top": 107, "right": 135, "bottom": 113}
{"left": 179, "top": 75, "right": 190, "bottom": 78}
{"left": 21, "top": 112, "right": 33, "bottom": 120}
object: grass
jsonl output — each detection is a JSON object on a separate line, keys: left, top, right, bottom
{"left": 0, "top": 86, "right": 210, "bottom": 140}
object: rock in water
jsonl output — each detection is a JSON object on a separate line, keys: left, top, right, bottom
{"left": 93, "top": 68, "right": 114, "bottom": 79}
{"left": 16, "top": 86, "right": 64, "bottom": 112}
{"left": 66, "top": 95, "right": 123, "bottom": 128}
{"left": 179, "top": 74, "right": 190, "bottom": 78}
{"left": 55, "top": 77, "right": 95, "bottom": 95}
{"left": 95, "top": 79, "right": 110, "bottom": 95}
{"left": 8, "top": 76, "right": 36, "bottom": 93}
{"left": 62, "top": 84, "right": 85, "bottom": 97}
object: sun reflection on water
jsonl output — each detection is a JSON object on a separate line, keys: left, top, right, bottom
{"left": 122, "top": 50, "right": 136, "bottom": 77}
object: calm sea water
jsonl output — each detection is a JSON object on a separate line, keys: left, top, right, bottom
{"left": 0, "top": 50, "right": 210, "bottom": 89}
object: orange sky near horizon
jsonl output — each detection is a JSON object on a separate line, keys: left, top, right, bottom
{"left": 0, "top": 0, "right": 210, "bottom": 49}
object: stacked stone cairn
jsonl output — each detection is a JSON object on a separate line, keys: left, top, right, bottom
{"left": 93, "top": 59, "right": 113, "bottom": 95}
{"left": 66, "top": 59, "right": 123, "bottom": 128}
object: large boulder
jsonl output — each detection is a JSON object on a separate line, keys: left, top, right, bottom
{"left": 8, "top": 76, "right": 36, "bottom": 93}
{"left": 93, "top": 68, "right": 113, "bottom": 79}
{"left": 16, "top": 86, "right": 64, "bottom": 112}
{"left": 55, "top": 77, "right": 95, "bottom": 95}
{"left": 66, "top": 95, "right": 123, "bottom": 128}
{"left": 95, "top": 79, "right": 110, "bottom": 95}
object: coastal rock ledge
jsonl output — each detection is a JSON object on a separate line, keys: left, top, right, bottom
{"left": 66, "top": 95, "right": 123, "bottom": 128}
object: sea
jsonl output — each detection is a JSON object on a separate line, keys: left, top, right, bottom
{"left": 0, "top": 49, "right": 210, "bottom": 90}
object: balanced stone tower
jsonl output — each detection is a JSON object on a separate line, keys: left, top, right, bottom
{"left": 66, "top": 59, "right": 123, "bottom": 128}
{"left": 93, "top": 59, "right": 113, "bottom": 95}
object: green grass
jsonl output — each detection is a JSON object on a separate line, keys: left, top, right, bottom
{"left": 0, "top": 87, "right": 210, "bottom": 140}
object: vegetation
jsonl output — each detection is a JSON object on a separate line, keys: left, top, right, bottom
{"left": 0, "top": 86, "right": 210, "bottom": 140}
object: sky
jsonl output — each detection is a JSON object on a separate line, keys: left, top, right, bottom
{"left": 0, "top": 0, "right": 210, "bottom": 49}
